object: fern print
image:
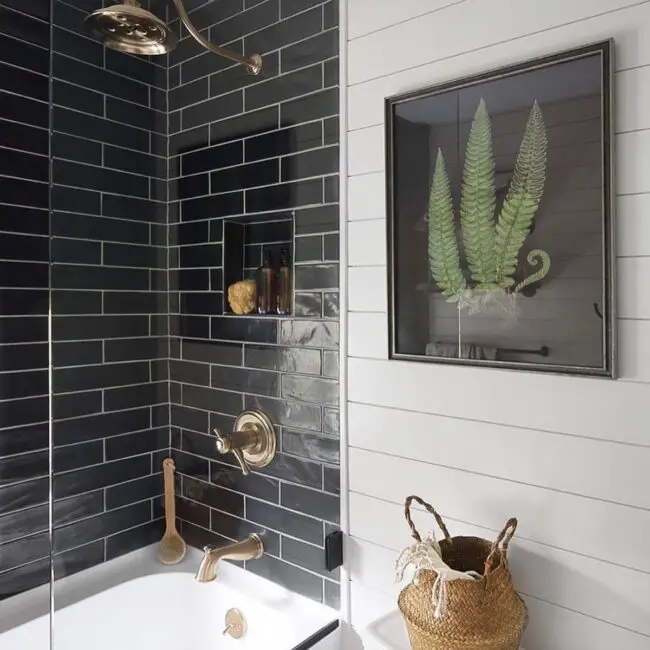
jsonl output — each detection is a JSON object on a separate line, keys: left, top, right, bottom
{"left": 426, "top": 98, "right": 549, "bottom": 305}
{"left": 428, "top": 148, "right": 467, "bottom": 302}
{"left": 461, "top": 99, "right": 497, "bottom": 287}
{"left": 494, "top": 101, "right": 548, "bottom": 288}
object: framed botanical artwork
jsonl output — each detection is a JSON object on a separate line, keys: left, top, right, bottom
{"left": 386, "top": 40, "right": 615, "bottom": 377}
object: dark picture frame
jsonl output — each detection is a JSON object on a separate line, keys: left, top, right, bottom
{"left": 385, "top": 40, "right": 615, "bottom": 377}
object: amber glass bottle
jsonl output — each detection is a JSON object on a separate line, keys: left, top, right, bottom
{"left": 257, "top": 251, "right": 276, "bottom": 314}
{"left": 276, "top": 248, "right": 291, "bottom": 315}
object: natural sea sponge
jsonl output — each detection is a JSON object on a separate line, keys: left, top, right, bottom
{"left": 228, "top": 279, "right": 257, "bottom": 315}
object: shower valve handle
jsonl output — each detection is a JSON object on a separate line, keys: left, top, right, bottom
{"left": 214, "top": 428, "right": 251, "bottom": 476}
{"left": 212, "top": 410, "right": 276, "bottom": 477}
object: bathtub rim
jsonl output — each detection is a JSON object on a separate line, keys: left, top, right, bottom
{"left": 0, "top": 544, "right": 339, "bottom": 642}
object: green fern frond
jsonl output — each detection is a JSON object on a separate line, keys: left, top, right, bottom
{"left": 428, "top": 148, "right": 466, "bottom": 301}
{"left": 494, "top": 101, "right": 547, "bottom": 288}
{"left": 514, "top": 249, "right": 551, "bottom": 293}
{"left": 461, "top": 98, "right": 497, "bottom": 286}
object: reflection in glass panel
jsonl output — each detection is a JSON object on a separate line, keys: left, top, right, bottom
{"left": 0, "top": 0, "right": 52, "bottom": 614}
{"left": 49, "top": 2, "right": 169, "bottom": 646}
{"left": 389, "top": 44, "right": 613, "bottom": 375}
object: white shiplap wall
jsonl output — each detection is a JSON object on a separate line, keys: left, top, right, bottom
{"left": 343, "top": 1, "right": 650, "bottom": 649}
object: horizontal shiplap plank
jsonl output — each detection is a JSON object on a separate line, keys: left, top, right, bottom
{"left": 348, "top": 126, "right": 384, "bottom": 176}
{"left": 348, "top": 220, "right": 386, "bottom": 266}
{"left": 347, "top": 357, "right": 650, "bottom": 445}
{"left": 348, "top": 312, "right": 387, "bottom": 359}
{"left": 619, "top": 257, "right": 650, "bottom": 319}
{"left": 348, "top": 266, "right": 387, "bottom": 312}
{"left": 348, "top": 172, "right": 385, "bottom": 221}
{"left": 618, "top": 319, "right": 650, "bottom": 382}
{"left": 349, "top": 447, "right": 650, "bottom": 573}
{"left": 349, "top": 581, "right": 405, "bottom": 649}
{"left": 348, "top": 0, "right": 464, "bottom": 41}
{"left": 348, "top": 0, "right": 643, "bottom": 85}
{"left": 348, "top": 2, "right": 650, "bottom": 130}
{"left": 616, "top": 65, "right": 650, "bottom": 134}
{"left": 348, "top": 402, "right": 650, "bottom": 510}
{"left": 524, "top": 595, "right": 650, "bottom": 650}
{"left": 618, "top": 194, "right": 650, "bottom": 257}
{"left": 348, "top": 538, "right": 404, "bottom": 604}
{"left": 617, "top": 130, "right": 650, "bottom": 195}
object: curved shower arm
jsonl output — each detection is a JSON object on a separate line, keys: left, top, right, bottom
{"left": 172, "top": 0, "right": 262, "bottom": 75}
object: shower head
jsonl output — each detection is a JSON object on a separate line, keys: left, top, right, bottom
{"left": 84, "top": 0, "right": 178, "bottom": 56}
{"left": 84, "top": 0, "right": 262, "bottom": 73}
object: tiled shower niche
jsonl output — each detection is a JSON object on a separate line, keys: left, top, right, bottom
{"left": 223, "top": 217, "right": 293, "bottom": 316}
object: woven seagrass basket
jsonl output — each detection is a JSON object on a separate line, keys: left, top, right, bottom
{"left": 398, "top": 496, "right": 528, "bottom": 650}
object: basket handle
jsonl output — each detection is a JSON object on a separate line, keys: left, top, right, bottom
{"left": 484, "top": 518, "right": 518, "bottom": 575}
{"left": 404, "top": 495, "right": 452, "bottom": 544}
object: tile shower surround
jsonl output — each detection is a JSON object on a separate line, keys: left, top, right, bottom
{"left": 0, "top": 0, "right": 169, "bottom": 599}
{"left": 167, "top": 0, "right": 341, "bottom": 608}
{"left": 0, "top": 0, "right": 340, "bottom": 607}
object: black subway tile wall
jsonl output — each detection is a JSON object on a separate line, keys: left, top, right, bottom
{"left": 168, "top": 0, "right": 340, "bottom": 606}
{"left": 50, "top": 0, "right": 169, "bottom": 590}
{"left": 0, "top": 0, "right": 52, "bottom": 600}
{"left": 0, "top": 0, "right": 170, "bottom": 600}
{"left": 0, "top": 0, "right": 340, "bottom": 609}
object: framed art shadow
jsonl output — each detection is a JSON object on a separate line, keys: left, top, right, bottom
{"left": 385, "top": 40, "right": 615, "bottom": 377}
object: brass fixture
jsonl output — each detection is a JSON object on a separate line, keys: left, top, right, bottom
{"left": 195, "top": 534, "right": 264, "bottom": 583}
{"left": 84, "top": 0, "right": 176, "bottom": 54}
{"left": 223, "top": 609, "right": 247, "bottom": 639}
{"left": 171, "top": 0, "right": 262, "bottom": 75}
{"left": 84, "top": 0, "right": 262, "bottom": 74}
{"left": 214, "top": 410, "right": 276, "bottom": 476}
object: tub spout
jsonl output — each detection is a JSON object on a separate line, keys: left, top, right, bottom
{"left": 195, "top": 534, "right": 264, "bottom": 583}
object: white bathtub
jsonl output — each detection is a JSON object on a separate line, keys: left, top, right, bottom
{"left": 0, "top": 545, "right": 339, "bottom": 650}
